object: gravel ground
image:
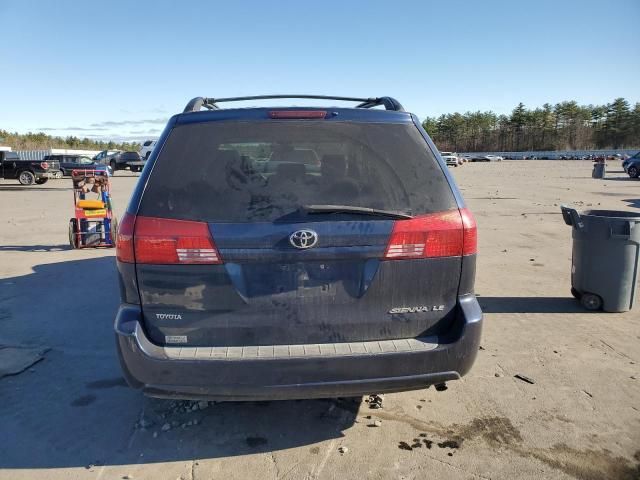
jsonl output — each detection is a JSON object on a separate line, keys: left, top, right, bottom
{"left": 0, "top": 162, "right": 639, "bottom": 480}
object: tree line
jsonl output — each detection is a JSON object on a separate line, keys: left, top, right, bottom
{"left": 0, "top": 129, "right": 140, "bottom": 152}
{"left": 422, "top": 98, "right": 640, "bottom": 152}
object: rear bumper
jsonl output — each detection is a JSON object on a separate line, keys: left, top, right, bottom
{"left": 40, "top": 171, "right": 61, "bottom": 179}
{"left": 114, "top": 295, "right": 482, "bottom": 401}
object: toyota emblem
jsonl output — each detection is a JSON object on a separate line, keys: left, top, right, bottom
{"left": 289, "top": 229, "right": 319, "bottom": 249}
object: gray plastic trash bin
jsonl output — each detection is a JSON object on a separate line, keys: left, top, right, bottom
{"left": 561, "top": 206, "right": 640, "bottom": 312}
{"left": 592, "top": 161, "right": 606, "bottom": 179}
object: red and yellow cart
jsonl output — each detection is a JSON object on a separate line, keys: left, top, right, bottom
{"left": 68, "top": 169, "right": 117, "bottom": 248}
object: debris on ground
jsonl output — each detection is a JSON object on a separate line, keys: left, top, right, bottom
{"left": 367, "top": 394, "right": 383, "bottom": 409}
{"left": 438, "top": 440, "right": 461, "bottom": 449}
{"left": 0, "top": 345, "right": 49, "bottom": 378}
{"left": 435, "top": 383, "right": 448, "bottom": 392}
{"left": 338, "top": 446, "right": 348, "bottom": 454}
{"left": 371, "top": 420, "right": 382, "bottom": 427}
{"left": 161, "top": 400, "right": 213, "bottom": 417}
{"left": 514, "top": 374, "right": 535, "bottom": 384}
{"left": 399, "top": 436, "right": 436, "bottom": 451}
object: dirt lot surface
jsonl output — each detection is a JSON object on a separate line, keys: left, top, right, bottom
{"left": 1, "top": 161, "right": 639, "bottom": 480}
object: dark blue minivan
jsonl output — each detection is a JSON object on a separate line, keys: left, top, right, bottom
{"left": 114, "top": 95, "right": 482, "bottom": 400}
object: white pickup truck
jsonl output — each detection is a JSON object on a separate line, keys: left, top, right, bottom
{"left": 440, "top": 151, "right": 461, "bottom": 167}
{"left": 139, "top": 139, "right": 158, "bottom": 160}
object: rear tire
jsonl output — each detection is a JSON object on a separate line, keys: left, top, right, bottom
{"left": 18, "top": 170, "right": 36, "bottom": 185}
{"left": 35, "top": 178, "right": 48, "bottom": 185}
{"left": 628, "top": 166, "right": 639, "bottom": 178}
{"left": 110, "top": 160, "right": 117, "bottom": 173}
{"left": 68, "top": 219, "right": 79, "bottom": 248}
{"left": 581, "top": 293, "right": 602, "bottom": 311}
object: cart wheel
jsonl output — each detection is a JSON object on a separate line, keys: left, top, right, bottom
{"left": 68, "top": 219, "right": 79, "bottom": 249}
{"left": 581, "top": 293, "right": 602, "bottom": 311}
{"left": 570, "top": 287, "right": 581, "bottom": 299}
{"left": 110, "top": 216, "right": 119, "bottom": 248}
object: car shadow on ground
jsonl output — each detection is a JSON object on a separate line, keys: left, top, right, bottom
{"left": 0, "top": 244, "right": 71, "bottom": 252}
{"left": 478, "top": 296, "right": 587, "bottom": 314}
{"left": 0, "top": 256, "right": 358, "bottom": 470}
{"left": 0, "top": 185, "right": 71, "bottom": 191}
{"left": 603, "top": 176, "right": 638, "bottom": 182}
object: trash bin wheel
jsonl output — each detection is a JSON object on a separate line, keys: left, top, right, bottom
{"left": 581, "top": 293, "right": 602, "bottom": 311}
{"left": 570, "top": 287, "right": 581, "bottom": 299}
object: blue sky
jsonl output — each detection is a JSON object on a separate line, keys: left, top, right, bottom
{"left": 1, "top": 0, "right": 638, "bottom": 142}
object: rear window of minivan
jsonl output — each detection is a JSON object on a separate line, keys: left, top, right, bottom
{"left": 138, "top": 121, "right": 456, "bottom": 222}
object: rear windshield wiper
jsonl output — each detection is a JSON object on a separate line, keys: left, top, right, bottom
{"left": 302, "top": 204, "right": 413, "bottom": 219}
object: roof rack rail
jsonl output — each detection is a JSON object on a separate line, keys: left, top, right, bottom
{"left": 182, "top": 95, "right": 405, "bottom": 113}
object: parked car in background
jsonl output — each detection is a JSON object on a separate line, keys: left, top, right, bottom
{"left": 93, "top": 149, "right": 121, "bottom": 167}
{"left": 43, "top": 154, "right": 103, "bottom": 176}
{"left": 0, "top": 150, "right": 61, "bottom": 185}
{"left": 468, "top": 154, "right": 503, "bottom": 162}
{"left": 98, "top": 151, "right": 146, "bottom": 172}
{"left": 114, "top": 94, "right": 481, "bottom": 401}
{"left": 623, "top": 152, "right": 640, "bottom": 178}
{"left": 139, "top": 139, "right": 158, "bottom": 160}
{"left": 440, "top": 151, "right": 461, "bottom": 167}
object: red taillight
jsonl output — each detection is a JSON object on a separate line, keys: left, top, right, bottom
{"left": 40, "top": 162, "right": 49, "bottom": 169}
{"left": 133, "top": 217, "right": 221, "bottom": 265}
{"left": 384, "top": 209, "right": 477, "bottom": 260}
{"left": 269, "top": 110, "right": 327, "bottom": 119}
{"left": 116, "top": 212, "right": 136, "bottom": 263}
{"left": 460, "top": 208, "right": 477, "bottom": 255}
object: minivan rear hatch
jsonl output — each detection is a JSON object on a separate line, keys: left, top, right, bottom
{"left": 133, "top": 116, "right": 469, "bottom": 347}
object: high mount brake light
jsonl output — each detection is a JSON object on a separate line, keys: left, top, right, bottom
{"left": 133, "top": 217, "right": 221, "bottom": 265}
{"left": 383, "top": 208, "right": 477, "bottom": 260}
{"left": 269, "top": 110, "right": 327, "bottom": 119}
